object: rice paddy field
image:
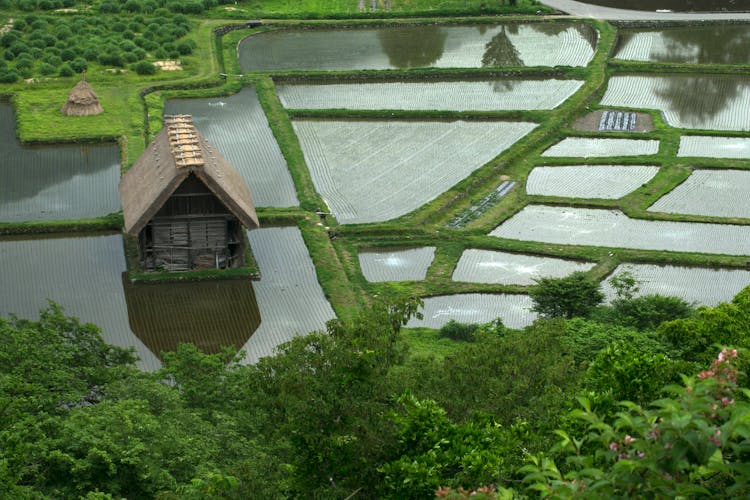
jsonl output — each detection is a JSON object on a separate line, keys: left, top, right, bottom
{"left": 490, "top": 205, "right": 750, "bottom": 256}
{"left": 406, "top": 293, "right": 536, "bottom": 329}
{"left": 541, "top": 138, "right": 659, "bottom": 157}
{"left": 649, "top": 169, "right": 750, "bottom": 218}
{"left": 277, "top": 79, "right": 584, "bottom": 111}
{"left": 359, "top": 247, "right": 436, "bottom": 282}
{"left": 678, "top": 136, "right": 750, "bottom": 158}
{"left": 452, "top": 249, "right": 595, "bottom": 285}
{"left": 165, "top": 88, "right": 298, "bottom": 207}
{"left": 614, "top": 25, "right": 750, "bottom": 65}
{"left": 0, "top": 235, "right": 161, "bottom": 371}
{"left": 241, "top": 227, "right": 336, "bottom": 363}
{"left": 0, "top": 103, "right": 120, "bottom": 223}
{"left": 8, "top": 14, "right": 750, "bottom": 366}
{"left": 292, "top": 119, "right": 537, "bottom": 224}
{"left": 239, "top": 22, "right": 597, "bottom": 72}
{"left": 602, "top": 264, "right": 750, "bottom": 307}
{"left": 600, "top": 75, "right": 750, "bottom": 131}
{"left": 526, "top": 165, "right": 659, "bottom": 198}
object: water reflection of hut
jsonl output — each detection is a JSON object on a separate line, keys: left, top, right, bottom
{"left": 122, "top": 274, "right": 261, "bottom": 357}
{"left": 61, "top": 73, "right": 103, "bottom": 116}
{"left": 119, "top": 114, "right": 259, "bottom": 272}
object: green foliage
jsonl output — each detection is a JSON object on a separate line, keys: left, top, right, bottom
{"left": 584, "top": 341, "right": 681, "bottom": 403}
{"left": 400, "top": 319, "right": 583, "bottom": 426}
{"left": 530, "top": 272, "right": 604, "bottom": 319}
{"left": 561, "top": 318, "right": 670, "bottom": 365}
{"left": 658, "top": 286, "right": 750, "bottom": 363}
{"left": 0, "top": 13, "right": 193, "bottom": 78}
{"left": 613, "top": 294, "right": 695, "bottom": 331}
{"left": 132, "top": 60, "right": 157, "bottom": 75}
{"left": 439, "top": 319, "right": 479, "bottom": 342}
{"left": 521, "top": 349, "right": 750, "bottom": 498}
{"left": 379, "top": 393, "right": 525, "bottom": 499}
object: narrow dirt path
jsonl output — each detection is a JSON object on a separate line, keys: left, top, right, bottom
{"left": 0, "top": 18, "right": 14, "bottom": 35}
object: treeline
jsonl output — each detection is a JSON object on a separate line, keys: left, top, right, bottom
{"left": 0, "top": 0, "right": 235, "bottom": 14}
{"left": 1, "top": 279, "right": 749, "bottom": 498}
{"left": 0, "top": 13, "right": 195, "bottom": 82}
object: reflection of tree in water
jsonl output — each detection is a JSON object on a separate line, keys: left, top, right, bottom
{"left": 654, "top": 75, "right": 742, "bottom": 125}
{"left": 481, "top": 25, "right": 521, "bottom": 92}
{"left": 377, "top": 26, "right": 447, "bottom": 69}
{"left": 652, "top": 26, "right": 750, "bottom": 65}
{"left": 529, "top": 22, "right": 598, "bottom": 52}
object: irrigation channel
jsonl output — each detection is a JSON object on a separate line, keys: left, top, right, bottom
{"left": 6, "top": 16, "right": 750, "bottom": 360}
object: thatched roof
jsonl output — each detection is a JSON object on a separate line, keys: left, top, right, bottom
{"left": 119, "top": 114, "right": 259, "bottom": 235}
{"left": 61, "top": 79, "right": 103, "bottom": 116}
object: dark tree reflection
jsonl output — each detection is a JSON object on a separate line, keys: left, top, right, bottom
{"left": 651, "top": 25, "right": 750, "bottom": 65}
{"left": 654, "top": 75, "right": 742, "bottom": 126}
{"left": 378, "top": 26, "right": 447, "bottom": 69}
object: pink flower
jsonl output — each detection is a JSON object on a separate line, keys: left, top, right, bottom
{"left": 624, "top": 435, "right": 636, "bottom": 445}
{"left": 609, "top": 442, "right": 619, "bottom": 451}
{"left": 637, "top": 451, "right": 646, "bottom": 458}
{"left": 721, "top": 397, "right": 735, "bottom": 407}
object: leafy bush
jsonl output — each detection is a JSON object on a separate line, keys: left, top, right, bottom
{"left": 439, "top": 320, "right": 478, "bottom": 342}
{"left": 0, "top": 68, "right": 19, "bottom": 83}
{"left": 530, "top": 272, "right": 604, "bottom": 319}
{"left": 38, "top": 62, "right": 56, "bottom": 75}
{"left": 58, "top": 62, "right": 73, "bottom": 76}
{"left": 132, "top": 60, "right": 156, "bottom": 75}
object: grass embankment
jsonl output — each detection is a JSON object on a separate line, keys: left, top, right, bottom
{"left": 208, "top": 0, "right": 552, "bottom": 20}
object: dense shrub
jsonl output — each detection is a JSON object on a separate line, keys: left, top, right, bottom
{"left": 70, "top": 57, "right": 87, "bottom": 73}
{"left": 38, "top": 61, "right": 56, "bottom": 75}
{"left": 0, "top": 68, "right": 19, "bottom": 82}
{"left": 132, "top": 60, "right": 156, "bottom": 75}
{"left": 439, "top": 320, "right": 479, "bottom": 342}
{"left": 58, "top": 62, "right": 73, "bottom": 76}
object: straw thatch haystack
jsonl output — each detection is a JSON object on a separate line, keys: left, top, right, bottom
{"left": 61, "top": 78, "right": 103, "bottom": 116}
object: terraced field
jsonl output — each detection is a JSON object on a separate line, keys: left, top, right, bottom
{"left": 277, "top": 79, "right": 584, "bottom": 111}
{"left": 406, "top": 293, "right": 536, "bottom": 329}
{"left": 678, "top": 136, "right": 750, "bottom": 158}
{"left": 527, "top": 165, "right": 659, "bottom": 198}
{"left": 649, "top": 169, "right": 750, "bottom": 218}
{"left": 239, "top": 22, "right": 597, "bottom": 72}
{"left": 293, "top": 119, "right": 537, "bottom": 223}
{"left": 452, "top": 249, "right": 595, "bottom": 285}
{"left": 241, "top": 227, "right": 336, "bottom": 363}
{"left": 0, "top": 103, "right": 120, "bottom": 223}
{"left": 359, "top": 247, "right": 436, "bottom": 282}
{"left": 490, "top": 205, "right": 750, "bottom": 255}
{"left": 0, "top": 235, "right": 161, "bottom": 371}
{"left": 541, "top": 138, "right": 659, "bottom": 157}
{"left": 601, "top": 75, "right": 750, "bottom": 131}
{"left": 602, "top": 264, "right": 750, "bottom": 306}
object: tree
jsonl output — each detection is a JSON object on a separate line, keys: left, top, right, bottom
{"left": 529, "top": 272, "right": 604, "bottom": 319}
{"left": 520, "top": 348, "right": 750, "bottom": 498}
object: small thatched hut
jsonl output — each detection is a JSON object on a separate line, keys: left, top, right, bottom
{"left": 61, "top": 74, "right": 103, "bottom": 116}
{"left": 119, "top": 114, "right": 259, "bottom": 272}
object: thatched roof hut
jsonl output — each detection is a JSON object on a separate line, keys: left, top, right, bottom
{"left": 119, "top": 114, "right": 259, "bottom": 272}
{"left": 61, "top": 77, "right": 103, "bottom": 116}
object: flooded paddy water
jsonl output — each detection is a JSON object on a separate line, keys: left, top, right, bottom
{"left": 678, "top": 136, "right": 750, "bottom": 158}
{"left": 0, "top": 227, "right": 334, "bottom": 370}
{"left": 165, "top": 88, "right": 298, "bottom": 207}
{"left": 0, "top": 103, "right": 120, "bottom": 222}
{"left": 649, "top": 169, "right": 750, "bottom": 218}
{"left": 359, "top": 247, "right": 436, "bottom": 282}
{"left": 542, "top": 138, "right": 659, "bottom": 157}
{"left": 452, "top": 249, "right": 595, "bottom": 285}
{"left": 615, "top": 25, "right": 750, "bottom": 65}
{"left": 491, "top": 205, "right": 750, "bottom": 256}
{"left": 602, "top": 264, "right": 750, "bottom": 307}
{"left": 527, "top": 165, "right": 659, "bottom": 198}
{"left": 293, "top": 119, "right": 537, "bottom": 224}
{"left": 239, "top": 22, "right": 597, "bottom": 72}
{"left": 407, "top": 293, "right": 536, "bottom": 330}
{"left": 601, "top": 75, "right": 750, "bottom": 131}
{"left": 277, "top": 79, "right": 584, "bottom": 111}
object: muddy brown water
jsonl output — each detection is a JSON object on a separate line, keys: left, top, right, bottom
{"left": 0, "top": 102, "right": 120, "bottom": 222}
{"left": 576, "top": 0, "right": 750, "bottom": 11}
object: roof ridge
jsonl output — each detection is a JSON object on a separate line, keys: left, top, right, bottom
{"left": 164, "top": 114, "right": 205, "bottom": 169}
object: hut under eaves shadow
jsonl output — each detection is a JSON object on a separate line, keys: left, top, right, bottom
{"left": 119, "top": 114, "right": 259, "bottom": 272}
